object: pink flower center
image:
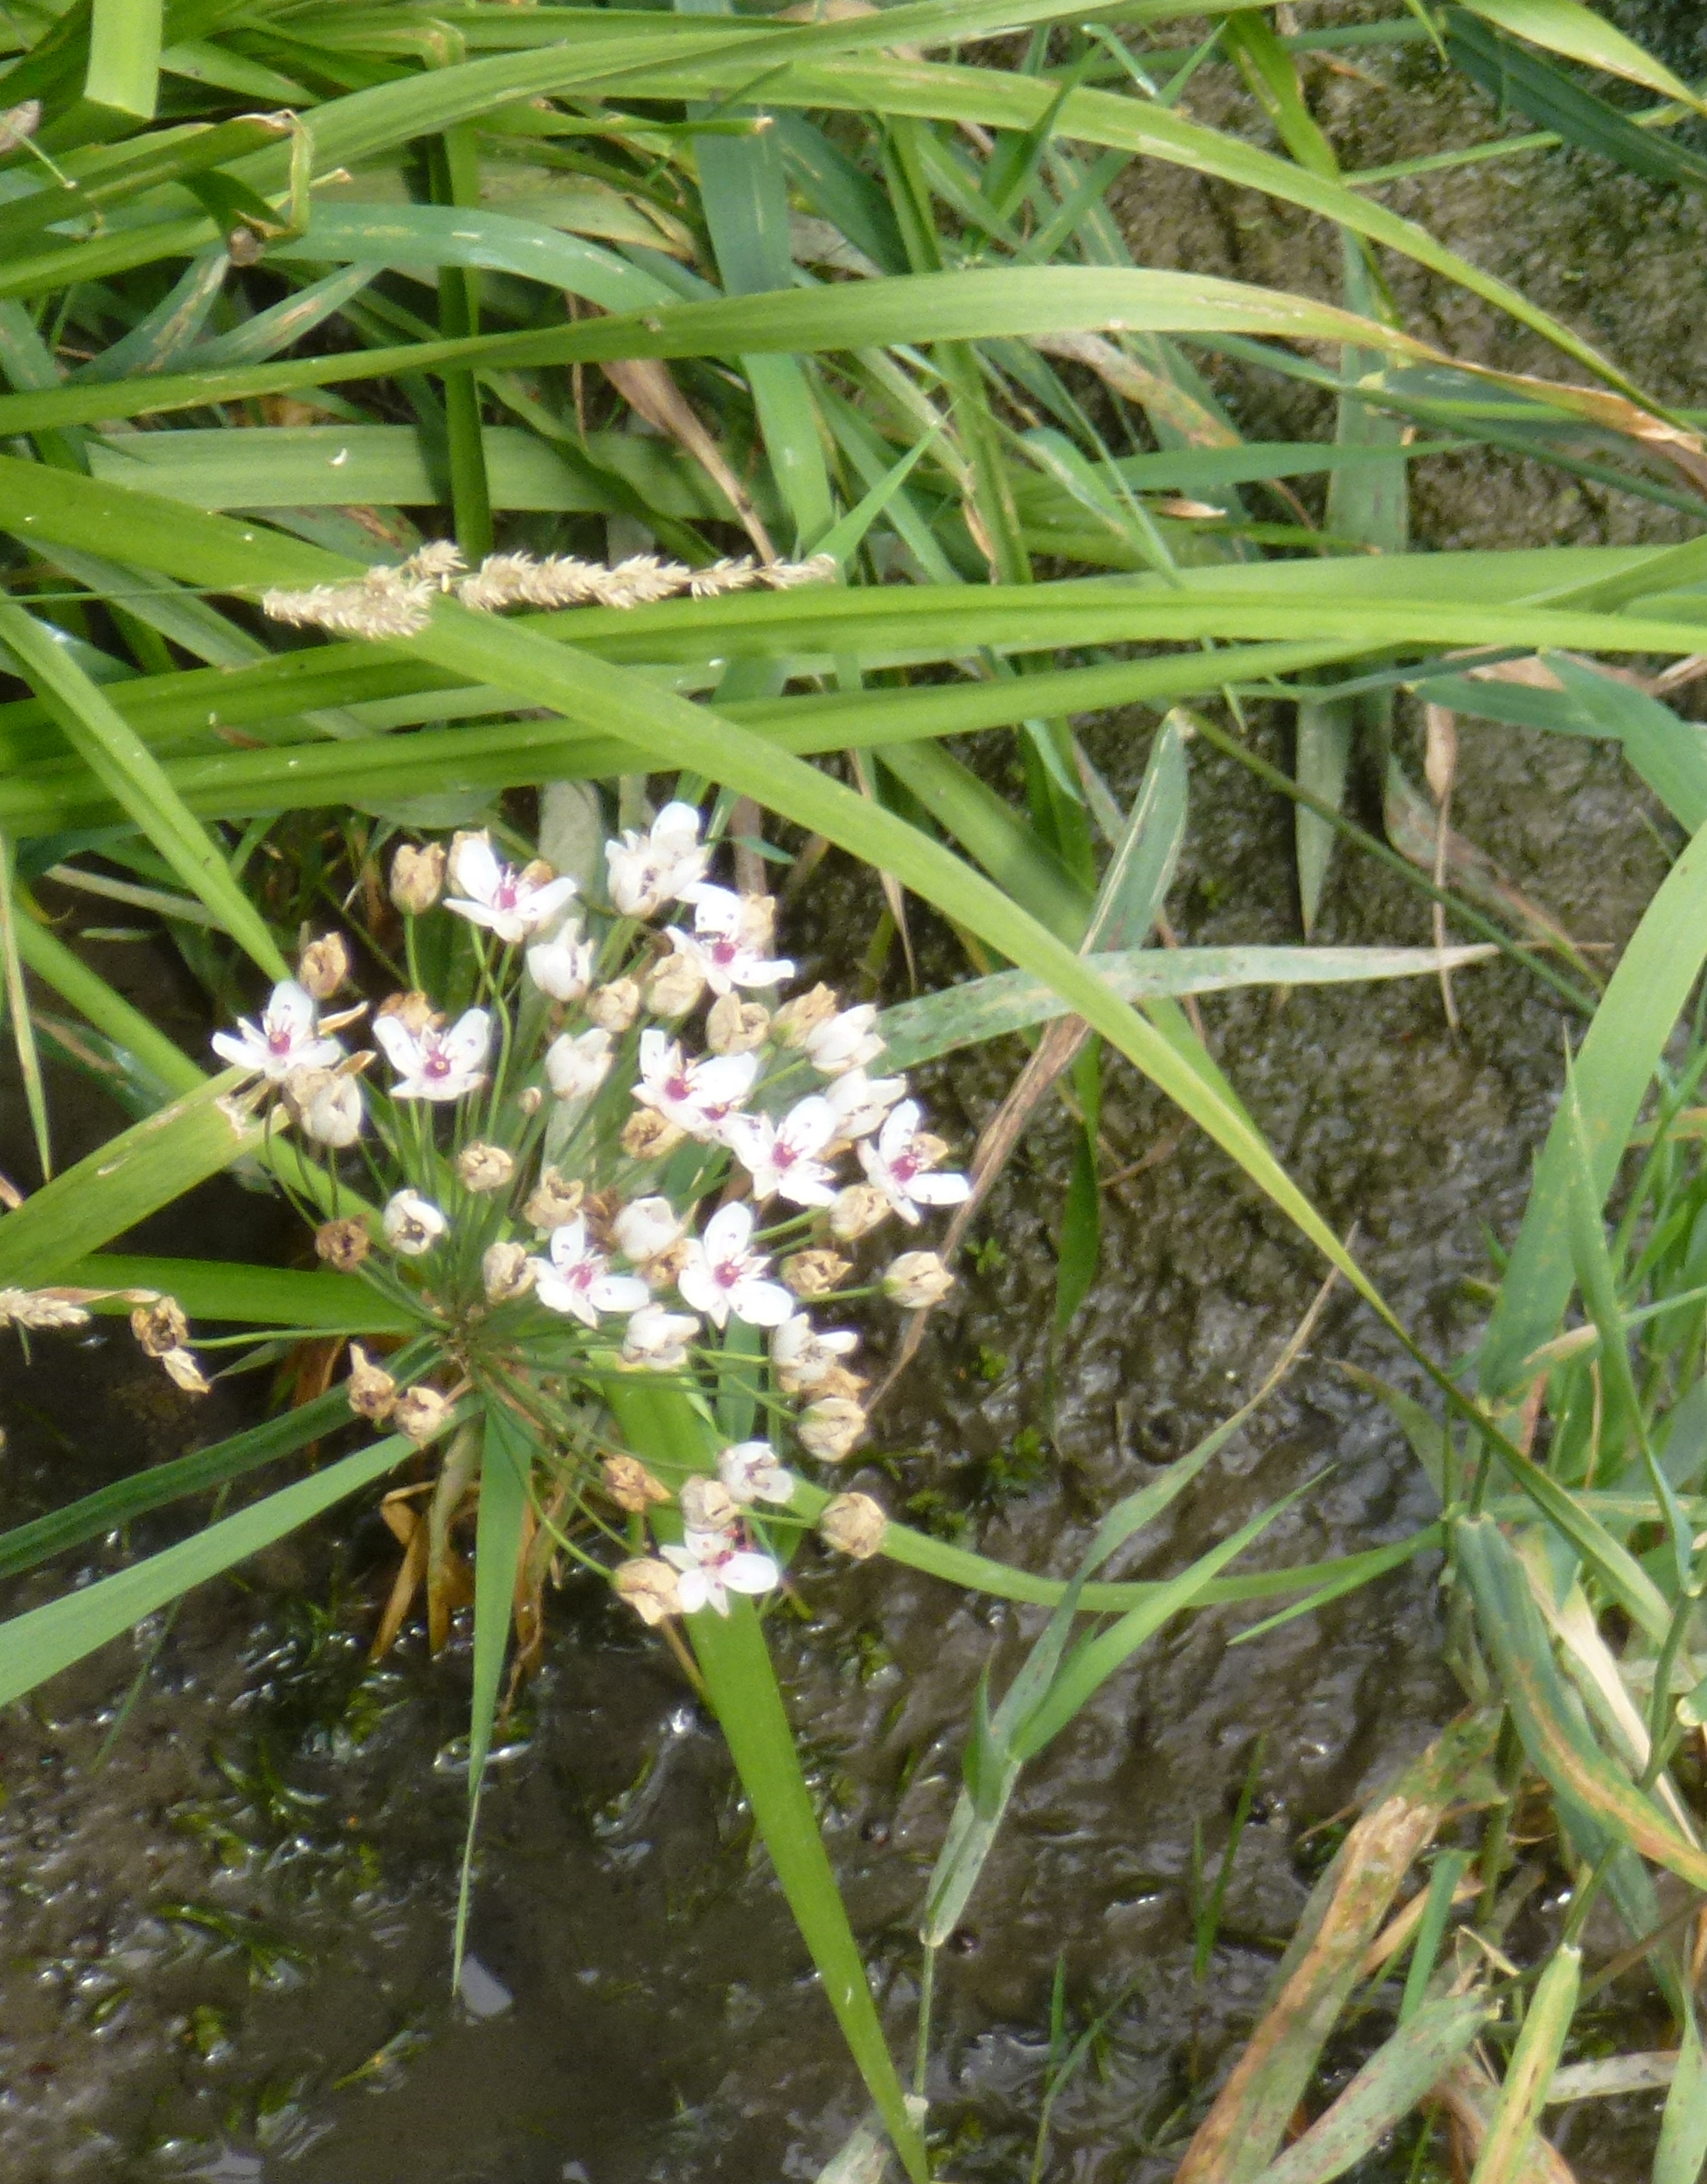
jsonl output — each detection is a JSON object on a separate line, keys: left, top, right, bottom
{"left": 492, "top": 877, "right": 520, "bottom": 912}
{"left": 665, "top": 1072, "right": 692, "bottom": 1102}
{"left": 267, "top": 1026, "right": 295, "bottom": 1056}
{"left": 423, "top": 1046, "right": 452, "bottom": 1080}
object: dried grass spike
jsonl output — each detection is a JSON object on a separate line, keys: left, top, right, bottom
{"left": 688, "top": 557, "right": 759, "bottom": 597}
{"left": 760, "top": 552, "right": 837, "bottom": 590}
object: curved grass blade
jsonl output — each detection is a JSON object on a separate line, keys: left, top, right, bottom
{"left": 0, "top": 1415, "right": 452, "bottom": 1709}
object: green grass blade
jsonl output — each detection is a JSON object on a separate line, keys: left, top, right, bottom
{"left": 607, "top": 1377, "right": 927, "bottom": 2181}
{"left": 1253, "top": 1988, "right": 1494, "bottom": 2184}
{"left": 0, "top": 1420, "right": 441, "bottom": 1709}
{"left": 11, "top": 895, "right": 204, "bottom": 1099}
{"left": 0, "top": 835, "right": 52, "bottom": 1181}
{"left": 1481, "top": 817, "right": 1707, "bottom": 1393}
{"left": 455, "top": 1401, "right": 531, "bottom": 1978}
{"left": 1656, "top": 1999, "right": 1707, "bottom": 2184}
{"left": 85, "top": 0, "right": 163, "bottom": 118}
{"left": 1469, "top": 1940, "right": 1580, "bottom": 2184}
{"left": 59, "top": 1254, "right": 409, "bottom": 1331}
{"left": 0, "top": 600, "right": 288, "bottom": 980}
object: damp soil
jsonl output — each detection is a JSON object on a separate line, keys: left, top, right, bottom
{"left": 5, "top": 10, "right": 1707, "bottom": 2180}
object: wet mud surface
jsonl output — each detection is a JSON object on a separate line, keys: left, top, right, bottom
{"left": 4, "top": 9, "right": 1707, "bottom": 2178}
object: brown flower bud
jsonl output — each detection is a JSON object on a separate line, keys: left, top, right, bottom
{"left": 316, "top": 1217, "right": 371, "bottom": 1272}
{"left": 706, "top": 995, "right": 770, "bottom": 1055}
{"left": 518, "top": 857, "right": 556, "bottom": 893}
{"left": 646, "top": 952, "right": 706, "bottom": 1019}
{"left": 818, "top": 1491, "right": 887, "bottom": 1560}
{"left": 828, "top": 1184, "right": 891, "bottom": 1241}
{"left": 781, "top": 1249, "right": 851, "bottom": 1299}
{"left": 679, "top": 1476, "right": 736, "bottom": 1532}
{"left": 882, "top": 1251, "right": 954, "bottom": 1308}
{"left": 517, "top": 1085, "right": 544, "bottom": 1118}
{"left": 813, "top": 1363, "right": 869, "bottom": 1404}
{"left": 296, "top": 933, "right": 350, "bottom": 1001}
{"left": 524, "top": 1168, "right": 584, "bottom": 1231}
{"left": 772, "top": 983, "right": 839, "bottom": 1047}
{"left": 601, "top": 1455, "right": 672, "bottom": 1514}
{"left": 392, "top": 1383, "right": 453, "bottom": 1444}
{"left": 130, "top": 1294, "right": 188, "bottom": 1358}
{"left": 457, "top": 1141, "right": 515, "bottom": 1194}
{"left": 156, "top": 1346, "right": 212, "bottom": 1397}
{"left": 621, "top": 1108, "right": 686, "bottom": 1161}
{"left": 390, "top": 841, "right": 447, "bottom": 915}
{"left": 613, "top": 1557, "right": 682, "bottom": 1626}
{"left": 798, "top": 1396, "right": 868, "bottom": 1462}
{"left": 377, "top": 989, "right": 441, "bottom": 1037}
{"left": 586, "top": 978, "right": 641, "bottom": 1034}
{"left": 481, "top": 1240, "right": 535, "bottom": 1304}
{"left": 641, "top": 1236, "right": 694, "bottom": 1293}
{"left": 346, "top": 1342, "right": 398, "bottom": 1422}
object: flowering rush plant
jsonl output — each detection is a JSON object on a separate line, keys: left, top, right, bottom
{"left": 211, "top": 801, "right": 967, "bottom": 1636}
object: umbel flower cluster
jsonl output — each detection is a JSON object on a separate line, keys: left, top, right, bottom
{"left": 261, "top": 542, "right": 836, "bottom": 641}
{"left": 210, "top": 804, "right": 968, "bottom": 1628}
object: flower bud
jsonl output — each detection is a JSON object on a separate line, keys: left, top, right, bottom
{"left": 679, "top": 1476, "right": 736, "bottom": 1532}
{"left": 524, "top": 1168, "right": 584, "bottom": 1231}
{"left": 457, "top": 1141, "right": 515, "bottom": 1194}
{"left": 882, "top": 1251, "right": 954, "bottom": 1308}
{"left": 646, "top": 952, "right": 706, "bottom": 1019}
{"left": 316, "top": 1217, "right": 371, "bottom": 1272}
{"left": 296, "top": 932, "right": 351, "bottom": 1000}
{"left": 545, "top": 1026, "right": 614, "bottom": 1106}
{"left": 130, "top": 1294, "right": 188, "bottom": 1357}
{"left": 393, "top": 1383, "right": 453, "bottom": 1443}
{"left": 383, "top": 1189, "right": 447, "bottom": 1257}
{"left": 517, "top": 1085, "right": 544, "bottom": 1118}
{"left": 641, "top": 1237, "right": 694, "bottom": 1292}
{"left": 772, "top": 983, "right": 839, "bottom": 1047}
{"left": 377, "top": 989, "right": 441, "bottom": 1037}
{"left": 157, "top": 1346, "right": 211, "bottom": 1397}
{"left": 284, "top": 1065, "right": 364, "bottom": 1148}
{"left": 828, "top": 1184, "right": 891, "bottom": 1241}
{"left": 390, "top": 841, "right": 446, "bottom": 915}
{"left": 621, "top": 1108, "right": 686, "bottom": 1161}
{"left": 346, "top": 1342, "right": 398, "bottom": 1422}
{"left": 526, "top": 926, "right": 593, "bottom": 1003}
{"left": 813, "top": 1363, "right": 869, "bottom": 1404}
{"left": 781, "top": 1249, "right": 851, "bottom": 1299}
{"left": 481, "top": 1240, "right": 535, "bottom": 1303}
{"left": 601, "top": 1455, "right": 671, "bottom": 1514}
{"left": 818, "top": 1491, "right": 887, "bottom": 1560}
{"left": 798, "top": 1397, "right": 868, "bottom": 1463}
{"left": 585, "top": 978, "right": 641, "bottom": 1034}
{"left": 706, "top": 995, "right": 770, "bottom": 1055}
{"left": 613, "top": 1557, "right": 683, "bottom": 1626}
{"left": 612, "top": 1195, "right": 683, "bottom": 1266}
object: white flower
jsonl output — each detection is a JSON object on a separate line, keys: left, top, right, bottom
{"left": 545, "top": 1025, "right": 614, "bottom": 1103}
{"left": 373, "top": 1007, "right": 491, "bottom": 1102}
{"left": 445, "top": 833, "right": 577, "bottom": 944}
{"left": 633, "top": 1030, "right": 758, "bottom": 1141}
{"left": 661, "top": 1526, "right": 780, "bottom": 1616}
{"left": 531, "top": 1217, "right": 650, "bottom": 1328}
{"left": 823, "top": 1068, "right": 907, "bottom": 1142}
{"left": 804, "top": 1003, "right": 885, "bottom": 1078}
{"left": 621, "top": 1301, "right": 700, "bottom": 1371}
{"left": 212, "top": 979, "right": 343, "bottom": 1083}
{"left": 677, "top": 1202, "right": 795, "bottom": 1330}
{"left": 383, "top": 1189, "right": 448, "bottom": 1257}
{"left": 666, "top": 886, "right": 793, "bottom": 996}
{"left": 772, "top": 1311, "right": 859, "bottom": 1394}
{"left": 858, "top": 1099, "right": 970, "bottom": 1225}
{"left": 718, "top": 1439, "right": 795, "bottom": 1507}
{"left": 606, "top": 801, "right": 711, "bottom": 919}
{"left": 613, "top": 1196, "right": 685, "bottom": 1266}
{"left": 526, "top": 922, "right": 595, "bottom": 1002}
{"left": 725, "top": 1096, "right": 840, "bottom": 1207}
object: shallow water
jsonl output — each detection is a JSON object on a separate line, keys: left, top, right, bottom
{"left": 5, "top": 19, "right": 1707, "bottom": 2180}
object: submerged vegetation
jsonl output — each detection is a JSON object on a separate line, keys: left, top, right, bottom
{"left": 8, "top": 0, "right": 1707, "bottom": 2174}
